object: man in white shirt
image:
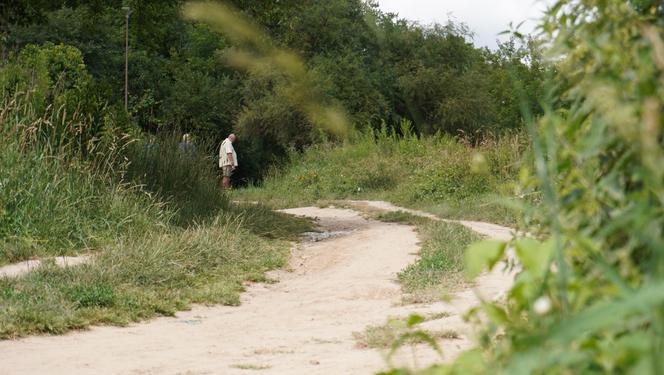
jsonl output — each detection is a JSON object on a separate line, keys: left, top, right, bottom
{"left": 219, "top": 133, "right": 238, "bottom": 189}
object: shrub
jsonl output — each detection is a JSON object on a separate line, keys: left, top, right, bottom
{"left": 432, "top": 2, "right": 664, "bottom": 374}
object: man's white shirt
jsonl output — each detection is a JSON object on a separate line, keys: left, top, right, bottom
{"left": 219, "top": 138, "right": 238, "bottom": 168}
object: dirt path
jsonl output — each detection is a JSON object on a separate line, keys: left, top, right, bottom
{"left": 0, "top": 203, "right": 515, "bottom": 374}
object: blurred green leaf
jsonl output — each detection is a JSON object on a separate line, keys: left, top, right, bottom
{"left": 504, "top": 281, "right": 664, "bottom": 374}
{"left": 483, "top": 302, "right": 509, "bottom": 325}
{"left": 464, "top": 240, "right": 506, "bottom": 278}
{"left": 388, "top": 330, "right": 442, "bottom": 359}
{"left": 509, "top": 271, "right": 538, "bottom": 303}
{"left": 549, "top": 281, "right": 664, "bottom": 345}
{"left": 406, "top": 314, "right": 425, "bottom": 327}
{"left": 449, "top": 349, "right": 486, "bottom": 374}
{"left": 514, "top": 238, "right": 554, "bottom": 277}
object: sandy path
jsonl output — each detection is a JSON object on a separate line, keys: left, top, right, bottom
{"left": 0, "top": 203, "right": 514, "bottom": 374}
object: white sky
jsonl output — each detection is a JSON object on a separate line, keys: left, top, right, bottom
{"left": 377, "top": 0, "right": 552, "bottom": 49}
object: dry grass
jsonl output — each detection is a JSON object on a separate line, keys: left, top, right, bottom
{"left": 231, "top": 364, "right": 272, "bottom": 370}
{"left": 353, "top": 317, "right": 460, "bottom": 349}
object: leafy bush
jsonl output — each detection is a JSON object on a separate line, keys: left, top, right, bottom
{"left": 1, "top": 42, "right": 131, "bottom": 154}
{"left": 415, "top": 2, "right": 664, "bottom": 375}
{"left": 0, "top": 43, "right": 90, "bottom": 109}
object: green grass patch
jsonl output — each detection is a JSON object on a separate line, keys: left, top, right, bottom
{"left": 412, "top": 196, "right": 519, "bottom": 227}
{"left": 372, "top": 210, "right": 433, "bottom": 226}
{"left": 234, "top": 130, "right": 524, "bottom": 226}
{"left": 398, "top": 221, "right": 481, "bottom": 296}
{"left": 0, "top": 92, "right": 314, "bottom": 339}
{"left": 364, "top": 205, "right": 483, "bottom": 301}
{"left": 362, "top": 205, "right": 484, "bottom": 300}
{"left": 0, "top": 207, "right": 312, "bottom": 339}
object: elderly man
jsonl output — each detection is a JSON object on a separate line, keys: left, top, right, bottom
{"left": 219, "top": 133, "right": 238, "bottom": 189}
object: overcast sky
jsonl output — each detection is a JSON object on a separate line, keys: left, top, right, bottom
{"left": 377, "top": 0, "right": 552, "bottom": 49}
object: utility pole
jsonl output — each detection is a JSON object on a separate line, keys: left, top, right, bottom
{"left": 122, "top": 6, "right": 131, "bottom": 112}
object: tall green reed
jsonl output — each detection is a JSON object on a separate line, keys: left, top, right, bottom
{"left": 123, "top": 134, "right": 228, "bottom": 226}
{"left": 0, "top": 89, "right": 167, "bottom": 264}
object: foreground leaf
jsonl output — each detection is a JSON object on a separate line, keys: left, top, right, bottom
{"left": 514, "top": 238, "right": 554, "bottom": 277}
{"left": 464, "top": 240, "right": 506, "bottom": 278}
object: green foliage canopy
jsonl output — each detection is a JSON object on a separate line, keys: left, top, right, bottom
{"left": 2, "top": 0, "right": 546, "bottom": 181}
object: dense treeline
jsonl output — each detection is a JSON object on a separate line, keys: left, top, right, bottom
{"left": 1, "top": 0, "right": 545, "bottom": 180}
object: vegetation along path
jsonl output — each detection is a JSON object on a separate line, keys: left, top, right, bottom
{"left": 0, "top": 202, "right": 514, "bottom": 374}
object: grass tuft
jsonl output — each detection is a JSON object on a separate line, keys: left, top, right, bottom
{"left": 372, "top": 211, "right": 433, "bottom": 226}
{"left": 398, "top": 221, "right": 481, "bottom": 296}
{"left": 231, "top": 364, "right": 272, "bottom": 370}
{"left": 354, "top": 318, "right": 460, "bottom": 349}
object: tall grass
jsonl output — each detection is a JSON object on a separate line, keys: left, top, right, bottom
{"left": 237, "top": 124, "right": 526, "bottom": 225}
{"left": 0, "top": 91, "right": 168, "bottom": 264}
{"left": 0, "top": 88, "right": 314, "bottom": 338}
{"left": 123, "top": 135, "right": 227, "bottom": 226}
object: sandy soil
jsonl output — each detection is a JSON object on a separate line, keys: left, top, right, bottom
{"left": 0, "top": 202, "right": 515, "bottom": 375}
